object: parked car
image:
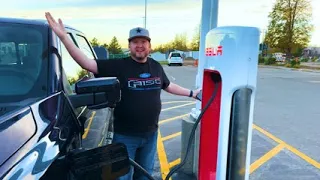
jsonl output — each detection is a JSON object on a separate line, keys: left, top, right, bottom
{"left": 0, "top": 17, "right": 129, "bottom": 180}
{"left": 167, "top": 52, "right": 183, "bottom": 66}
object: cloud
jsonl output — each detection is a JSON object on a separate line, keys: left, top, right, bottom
{"left": 0, "top": 0, "right": 201, "bottom": 21}
{"left": 0, "top": 0, "right": 318, "bottom": 46}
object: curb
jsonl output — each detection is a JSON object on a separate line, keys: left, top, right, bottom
{"left": 258, "top": 65, "right": 320, "bottom": 73}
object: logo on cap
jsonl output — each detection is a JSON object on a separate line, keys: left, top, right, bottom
{"left": 136, "top": 28, "right": 142, "bottom": 33}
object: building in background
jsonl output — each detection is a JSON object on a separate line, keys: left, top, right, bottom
{"left": 303, "top": 47, "right": 320, "bottom": 58}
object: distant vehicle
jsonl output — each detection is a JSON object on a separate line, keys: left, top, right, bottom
{"left": 272, "top": 52, "right": 286, "bottom": 62}
{"left": 0, "top": 17, "right": 129, "bottom": 180}
{"left": 167, "top": 52, "right": 183, "bottom": 66}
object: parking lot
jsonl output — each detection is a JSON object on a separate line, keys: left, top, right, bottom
{"left": 151, "top": 65, "right": 320, "bottom": 180}
{"left": 81, "top": 64, "right": 320, "bottom": 180}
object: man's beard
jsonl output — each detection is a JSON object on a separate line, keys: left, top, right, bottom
{"left": 131, "top": 51, "right": 149, "bottom": 61}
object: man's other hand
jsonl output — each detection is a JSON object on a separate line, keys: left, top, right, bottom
{"left": 192, "top": 88, "right": 202, "bottom": 99}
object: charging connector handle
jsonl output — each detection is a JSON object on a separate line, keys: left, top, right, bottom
{"left": 165, "top": 80, "right": 220, "bottom": 180}
{"left": 129, "top": 158, "right": 156, "bottom": 180}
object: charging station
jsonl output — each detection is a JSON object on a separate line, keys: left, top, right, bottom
{"left": 197, "top": 26, "right": 260, "bottom": 180}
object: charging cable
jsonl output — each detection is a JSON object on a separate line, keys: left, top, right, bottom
{"left": 165, "top": 77, "right": 220, "bottom": 180}
{"left": 129, "top": 158, "right": 156, "bottom": 180}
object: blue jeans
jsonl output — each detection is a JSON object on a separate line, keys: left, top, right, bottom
{"left": 113, "top": 131, "right": 158, "bottom": 180}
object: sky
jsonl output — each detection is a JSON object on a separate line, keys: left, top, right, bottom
{"left": 0, "top": 0, "right": 319, "bottom": 48}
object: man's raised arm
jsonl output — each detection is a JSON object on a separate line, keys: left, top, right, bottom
{"left": 45, "top": 12, "right": 98, "bottom": 74}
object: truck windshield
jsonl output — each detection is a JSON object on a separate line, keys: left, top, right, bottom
{"left": 0, "top": 23, "right": 48, "bottom": 115}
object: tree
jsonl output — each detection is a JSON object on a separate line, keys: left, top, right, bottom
{"left": 189, "top": 25, "right": 200, "bottom": 51}
{"left": 264, "top": 0, "right": 313, "bottom": 57}
{"left": 102, "top": 43, "right": 108, "bottom": 49}
{"left": 90, "top": 37, "right": 100, "bottom": 47}
{"left": 108, "top": 36, "right": 123, "bottom": 54}
{"left": 67, "top": 69, "right": 88, "bottom": 85}
{"left": 152, "top": 42, "right": 174, "bottom": 53}
{"left": 172, "top": 33, "right": 188, "bottom": 51}
{"left": 152, "top": 32, "right": 190, "bottom": 53}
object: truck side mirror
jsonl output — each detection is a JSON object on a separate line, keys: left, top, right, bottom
{"left": 69, "top": 77, "right": 121, "bottom": 109}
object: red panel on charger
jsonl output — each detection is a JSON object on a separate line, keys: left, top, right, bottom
{"left": 198, "top": 69, "right": 222, "bottom": 180}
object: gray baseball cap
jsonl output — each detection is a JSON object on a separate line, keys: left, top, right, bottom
{"left": 128, "top": 27, "right": 151, "bottom": 41}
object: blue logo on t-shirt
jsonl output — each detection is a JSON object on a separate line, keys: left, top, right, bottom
{"left": 139, "top": 73, "right": 151, "bottom": 78}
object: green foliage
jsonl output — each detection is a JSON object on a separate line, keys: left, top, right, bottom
{"left": 152, "top": 24, "right": 200, "bottom": 53}
{"left": 152, "top": 44, "right": 170, "bottom": 54}
{"left": 90, "top": 37, "right": 108, "bottom": 49}
{"left": 300, "top": 58, "right": 308, "bottom": 62}
{"left": 285, "top": 59, "right": 300, "bottom": 68}
{"left": 158, "top": 61, "right": 168, "bottom": 65}
{"left": 264, "top": 57, "right": 276, "bottom": 65}
{"left": 102, "top": 43, "right": 108, "bottom": 49}
{"left": 68, "top": 77, "right": 77, "bottom": 85}
{"left": 152, "top": 33, "right": 189, "bottom": 53}
{"left": 258, "top": 55, "right": 265, "bottom": 64}
{"left": 88, "top": 24, "right": 201, "bottom": 54}
{"left": 90, "top": 37, "right": 100, "bottom": 47}
{"left": 311, "top": 57, "right": 318, "bottom": 62}
{"left": 77, "top": 69, "right": 88, "bottom": 79}
{"left": 291, "top": 47, "right": 304, "bottom": 57}
{"left": 67, "top": 69, "right": 88, "bottom": 85}
{"left": 108, "top": 36, "right": 123, "bottom": 54}
{"left": 264, "top": 0, "right": 313, "bottom": 57}
{"left": 172, "top": 33, "right": 188, "bottom": 51}
{"left": 189, "top": 24, "right": 200, "bottom": 51}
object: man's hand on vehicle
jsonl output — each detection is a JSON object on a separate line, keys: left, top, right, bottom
{"left": 44, "top": 12, "right": 99, "bottom": 74}
{"left": 45, "top": 12, "right": 67, "bottom": 41}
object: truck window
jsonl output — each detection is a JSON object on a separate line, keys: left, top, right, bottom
{"left": 0, "top": 23, "right": 48, "bottom": 113}
{"left": 60, "top": 33, "right": 89, "bottom": 95}
{"left": 74, "top": 34, "right": 95, "bottom": 60}
{"left": 171, "top": 53, "right": 181, "bottom": 57}
{"left": 74, "top": 34, "right": 96, "bottom": 77}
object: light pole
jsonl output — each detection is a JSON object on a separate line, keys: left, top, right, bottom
{"left": 180, "top": 0, "right": 219, "bottom": 176}
{"left": 144, "top": 0, "right": 147, "bottom": 28}
{"left": 196, "top": 0, "right": 219, "bottom": 104}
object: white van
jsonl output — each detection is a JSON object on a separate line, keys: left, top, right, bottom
{"left": 167, "top": 52, "right": 183, "bottom": 66}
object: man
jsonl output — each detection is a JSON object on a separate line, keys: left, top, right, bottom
{"left": 45, "top": 12, "right": 201, "bottom": 180}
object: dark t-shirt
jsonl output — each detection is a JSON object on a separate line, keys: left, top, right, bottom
{"left": 94, "top": 57, "right": 170, "bottom": 135}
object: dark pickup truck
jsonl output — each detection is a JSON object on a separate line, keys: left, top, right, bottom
{"left": 0, "top": 17, "right": 130, "bottom": 179}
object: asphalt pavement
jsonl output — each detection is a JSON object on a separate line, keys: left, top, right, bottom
{"left": 153, "top": 65, "right": 320, "bottom": 180}
{"left": 82, "top": 108, "right": 112, "bottom": 149}
{"left": 251, "top": 67, "right": 320, "bottom": 179}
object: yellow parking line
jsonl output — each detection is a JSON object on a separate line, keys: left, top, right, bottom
{"left": 162, "top": 101, "right": 195, "bottom": 105}
{"left": 169, "top": 158, "right": 181, "bottom": 168}
{"left": 161, "top": 102, "right": 195, "bottom": 112}
{"left": 159, "top": 114, "right": 189, "bottom": 124}
{"left": 253, "top": 124, "right": 286, "bottom": 144}
{"left": 157, "top": 131, "right": 172, "bottom": 180}
{"left": 285, "top": 144, "right": 320, "bottom": 169}
{"left": 253, "top": 124, "right": 320, "bottom": 169}
{"left": 162, "top": 132, "right": 181, "bottom": 141}
{"left": 250, "top": 144, "right": 285, "bottom": 173}
{"left": 98, "top": 137, "right": 104, "bottom": 147}
{"left": 82, "top": 111, "right": 96, "bottom": 139}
